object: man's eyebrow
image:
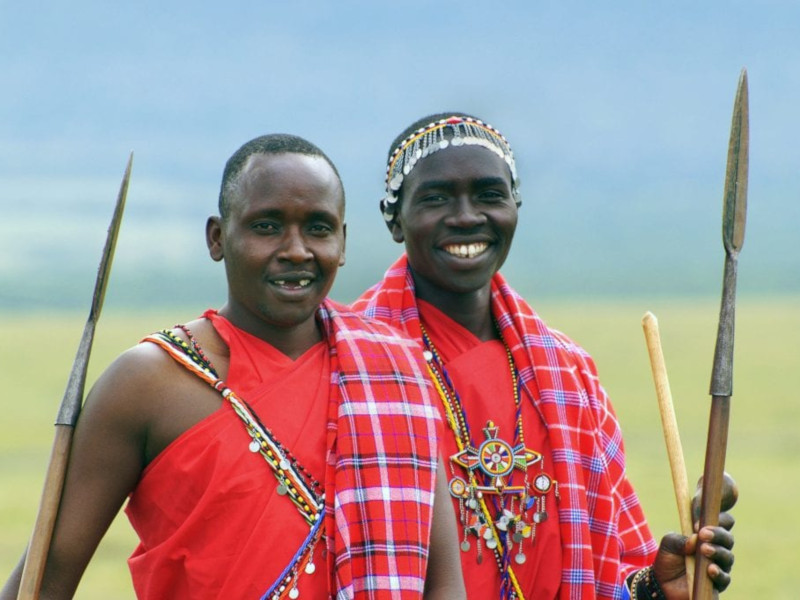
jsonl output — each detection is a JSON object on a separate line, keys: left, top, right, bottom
{"left": 413, "top": 176, "right": 510, "bottom": 192}
{"left": 413, "top": 179, "right": 456, "bottom": 192}
{"left": 472, "top": 176, "right": 511, "bottom": 187}
{"left": 306, "top": 209, "right": 339, "bottom": 222}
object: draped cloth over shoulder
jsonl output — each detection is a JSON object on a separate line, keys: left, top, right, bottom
{"left": 353, "top": 256, "right": 657, "bottom": 599}
{"left": 318, "top": 300, "right": 442, "bottom": 598}
{"left": 127, "top": 299, "right": 441, "bottom": 599}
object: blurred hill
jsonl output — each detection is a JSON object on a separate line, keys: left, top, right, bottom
{"left": 1, "top": 149, "right": 796, "bottom": 310}
{"left": 1, "top": 2, "right": 798, "bottom": 310}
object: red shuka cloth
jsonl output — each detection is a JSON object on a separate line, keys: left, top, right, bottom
{"left": 126, "top": 310, "right": 330, "bottom": 598}
{"left": 353, "top": 256, "right": 657, "bottom": 599}
{"left": 418, "top": 300, "right": 562, "bottom": 600}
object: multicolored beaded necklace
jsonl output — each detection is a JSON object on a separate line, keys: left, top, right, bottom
{"left": 145, "top": 328, "right": 324, "bottom": 600}
{"left": 419, "top": 323, "right": 558, "bottom": 600}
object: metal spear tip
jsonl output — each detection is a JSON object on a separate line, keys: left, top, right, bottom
{"left": 89, "top": 152, "right": 133, "bottom": 320}
{"left": 721, "top": 68, "right": 748, "bottom": 256}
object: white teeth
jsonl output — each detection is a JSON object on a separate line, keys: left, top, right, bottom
{"left": 274, "top": 279, "right": 311, "bottom": 287}
{"left": 444, "top": 242, "right": 488, "bottom": 258}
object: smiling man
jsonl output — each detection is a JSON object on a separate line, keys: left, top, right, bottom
{"left": 353, "top": 114, "right": 736, "bottom": 600}
{"left": 2, "top": 134, "right": 465, "bottom": 600}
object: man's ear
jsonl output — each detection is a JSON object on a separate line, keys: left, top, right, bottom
{"left": 206, "top": 216, "right": 224, "bottom": 262}
{"left": 390, "top": 218, "right": 405, "bottom": 244}
{"left": 339, "top": 223, "right": 347, "bottom": 266}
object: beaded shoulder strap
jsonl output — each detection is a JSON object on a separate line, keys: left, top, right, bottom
{"left": 143, "top": 329, "right": 325, "bottom": 600}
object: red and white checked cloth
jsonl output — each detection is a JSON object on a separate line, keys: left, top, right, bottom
{"left": 318, "top": 299, "right": 443, "bottom": 598}
{"left": 352, "top": 256, "right": 658, "bottom": 599}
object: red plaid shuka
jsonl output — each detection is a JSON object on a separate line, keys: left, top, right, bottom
{"left": 352, "top": 256, "right": 658, "bottom": 600}
{"left": 318, "top": 299, "right": 442, "bottom": 598}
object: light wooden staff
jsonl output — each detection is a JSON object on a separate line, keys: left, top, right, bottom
{"left": 17, "top": 153, "right": 132, "bottom": 600}
{"left": 642, "top": 311, "right": 694, "bottom": 595}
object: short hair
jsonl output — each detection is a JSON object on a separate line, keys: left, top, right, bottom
{"left": 218, "top": 134, "right": 343, "bottom": 219}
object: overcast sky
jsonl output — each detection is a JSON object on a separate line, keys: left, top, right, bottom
{"left": 1, "top": 2, "right": 797, "bottom": 307}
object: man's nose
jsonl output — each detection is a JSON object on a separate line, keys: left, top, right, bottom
{"left": 278, "top": 228, "right": 313, "bottom": 261}
{"left": 445, "top": 196, "right": 486, "bottom": 228}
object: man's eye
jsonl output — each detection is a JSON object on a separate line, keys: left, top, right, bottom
{"left": 309, "top": 223, "right": 333, "bottom": 235}
{"left": 478, "top": 190, "right": 506, "bottom": 202}
{"left": 419, "top": 194, "right": 447, "bottom": 204}
{"left": 252, "top": 222, "right": 279, "bottom": 232}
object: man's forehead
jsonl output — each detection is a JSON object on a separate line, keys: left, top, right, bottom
{"left": 232, "top": 152, "right": 344, "bottom": 213}
{"left": 405, "top": 145, "right": 513, "bottom": 185}
{"left": 241, "top": 151, "right": 325, "bottom": 176}
{"left": 239, "top": 153, "right": 337, "bottom": 188}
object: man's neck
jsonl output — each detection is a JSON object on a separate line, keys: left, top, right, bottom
{"left": 217, "top": 304, "right": 324, "bottom": 360}
{"left": 412, "top": 279, "right": 496, "bottom": 342}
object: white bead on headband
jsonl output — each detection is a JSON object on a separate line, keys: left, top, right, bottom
{"left": 380, "top": 115, "right": 520, "bottom": 222}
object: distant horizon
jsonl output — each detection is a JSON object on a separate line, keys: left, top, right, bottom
{"left": 2, "top": 2, "right": 797, "bottom": 308}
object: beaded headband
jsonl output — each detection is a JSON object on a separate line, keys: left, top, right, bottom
{"left": 380, "top": 115, "right": 520, "bottom": 223}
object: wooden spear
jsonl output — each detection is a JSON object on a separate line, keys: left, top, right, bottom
{"left": 642, "top": 312, "right": 694, "bottom": 593}
{"left": 17, "top": 153, "right": 133, "bottom": 600}
{"left": 692, "top": 69, "right": 748, "bottom": 600}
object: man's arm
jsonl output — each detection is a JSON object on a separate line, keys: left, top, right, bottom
{"left": 1, "top": 346, "right": 157, "bottom": 599}
{"left": 423, "top": 459, "right": 466, "bottom": 599}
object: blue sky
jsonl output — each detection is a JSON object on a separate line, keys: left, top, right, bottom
{"left": 1, "top": 2, "right": 797, "bottom": 307}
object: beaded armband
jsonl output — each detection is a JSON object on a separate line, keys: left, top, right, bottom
{"left": 628, "top": 566, "right": 667, "bottom": 600}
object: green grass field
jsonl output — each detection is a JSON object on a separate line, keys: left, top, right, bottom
{"left": 1, "top": 297, "right": 797, "bottom": 598}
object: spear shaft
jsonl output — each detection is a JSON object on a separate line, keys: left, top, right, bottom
{"left": 17, "top": 154, "right": 132, "bottom": 600}
{"left": 693, "top": 70, "right": 748, "bottom": 600}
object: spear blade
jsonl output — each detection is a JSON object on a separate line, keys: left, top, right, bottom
{"left": 17, "top": 153, "right": 132, "bottom": 600}
{"left": 721, "top": 69, "right": 749, "bottom": 257}
{"left": 693, "top": 70, "right": 748, "bottom": 600}
{"left": 710, "top": 69, "right": 748, "bottom": 400}
{"left": 55, "top": 151, "right": 132, "bottom": 427}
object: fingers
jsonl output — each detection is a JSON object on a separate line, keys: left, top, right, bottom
{"left": 693, "top": 511, "right": 735, "bottom": 534}
{"left": 720, "top": 472, "right": 739, "bottom": 511}
{"left": 658, "top": 531, "right": 690, "bottom": 556}
{"left": 698, "top": 525, "right": 735, "bottom": 592}
{"left": 691, "top": 471, "right": 739, "bottom": 528}
{"left": 652, "top": 533, "right": 691, "bottom": 586}
{"left": 654, "top": 529, "right": 736, "bottom": 596}
{"left": 707, "top": 562, "right": 733, "bottom": 593}
{"left": 718, "top": 511, "right": 735, "bottom": 531}
{"left": 698, "top": 525, "right": 734, "bottom": 554}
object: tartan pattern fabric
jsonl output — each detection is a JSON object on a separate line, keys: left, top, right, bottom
{"left": 317, "top": 299, "right": 442, "bottom": 599}
{"left": 352, "top": 256, "right": 658, "bottom": 600}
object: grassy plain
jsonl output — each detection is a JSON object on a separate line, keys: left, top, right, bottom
{"left": 1, "top": 297, "right": 797, "bottom": 598}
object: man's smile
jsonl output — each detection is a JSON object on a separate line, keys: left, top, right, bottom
{"left": 269, "top": 273, "right": 315, "bottom": 291}
{"left": 442, "top": 242, "right": 489, "bottom": 259}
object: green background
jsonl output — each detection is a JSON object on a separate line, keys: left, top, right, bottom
{"left": 2, "top": 296, "right": 795, "bottom": 598}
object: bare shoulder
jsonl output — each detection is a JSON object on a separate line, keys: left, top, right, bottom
{"left": 88, "top": 318, "right": 226, "bottom": 408}
{"left": 93, "top": 337, "right": 185, "bottom": 393}
{"left": 81, "top": 320, "right": 231, "bottom": 463}
{"left": 79, "top": 339, "right": 186, "bottom": 433}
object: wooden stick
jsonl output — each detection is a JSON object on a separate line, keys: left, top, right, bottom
{"left": 17, "top": 153, "right": 132, "bottom": 600}
{"left": 642, "top": 311, "right": 694, "bottom": 596}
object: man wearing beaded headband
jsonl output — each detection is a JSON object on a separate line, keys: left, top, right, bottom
{"left": 353, "top": 113, "right": 736, "bottom": 599}
{"left": 2, "top": 134, "right": 465, "bottom": 600}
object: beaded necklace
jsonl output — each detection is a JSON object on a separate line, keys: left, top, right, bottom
{"left": 420, "top": 323, "right": 557, "bottom": 600}
{"left": 146, "top": 328, "right": 324, "bottom": 600}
